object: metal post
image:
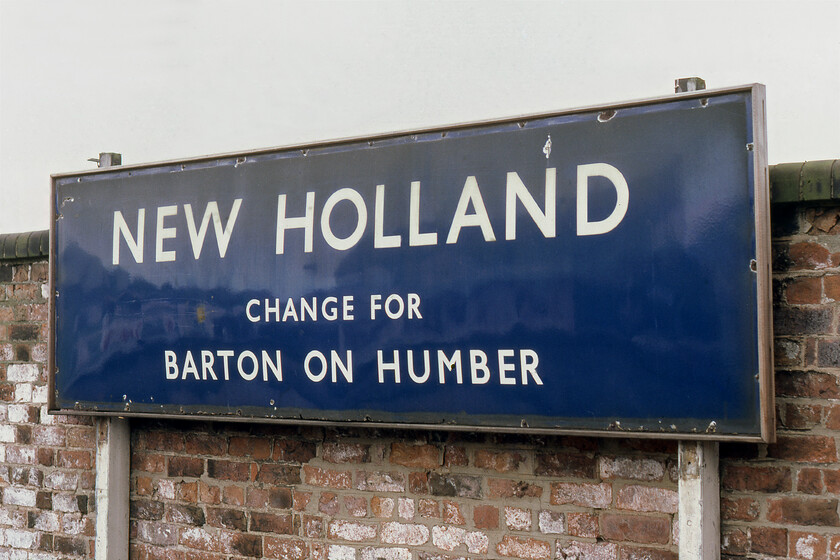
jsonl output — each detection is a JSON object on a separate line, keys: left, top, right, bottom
{"left": 673, "top": 75, "right": 721, "bottom": 560}
{"left": 93, "top": 151, "right": 130, "bottom": 560}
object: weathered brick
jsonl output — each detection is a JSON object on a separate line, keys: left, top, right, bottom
{"left": 722, "top": 465, "right": 792, "bottom": 492}
{"left": 789, "top": 242, "right": 833, "bottom": 269}
{"left": 475, "top": 449, "right": 525, "bottom": 472}
{"left": 131, "top": 499, "right": 165, "bottom": 521}
{"left": 781, "top": 402, "right": 823, "bottom": 430}
{"left": 136, "top": 520, "right": 178, "bottom": 546}
{"left": 328, "top": 519, "right": 377, "bottom": 542}
{"left": 184, "top": 433, "right": 227, "bottom": 456}
{"left": 429, "top": 473, "right": 481, "bottom": 499}
{"left": 443, "top": 445, "right": 468, "bottom": 467}
{"left": 166, "top": 504, "right": 205, "bottom": 526}
{"left": 390, "top": 442, "right": 440, "bottom": 468}
{"left": 250, "top": 511, "right": 293, "bottom": 534}
{"left": 303, "top": 465, "right": 350, "bottom": 488}
{"left": 345, "top": 495, "right": 367, "bottom": 517}
{"left": 496, "top": 535, "right": 551, "bottom": 559}
{"left": 319, "top": 492, "right": 339, "bottom": 515}
{"left": 168, "top": 456, "right": 204, "bottom": 478}
{"left": 474, "top": 505, "right": 499, "bottom": 529}
{"left": 488, "top": 478, "right": 543, "bottom": 499}
{"left": 550, "top": 481, "right": 611, "bottom": 508}
{"left": 443, "top": 501, "right": 465, "bottom": 525}
{"left": 371, "top": 496, "right": 395, "bottom": 518}
{"left": 380, "top": 521, "right": 430, "bottom": 545}
{"left": 272, "top": 439, "right": 316, "bottom": 463}
{"left": 599, "top": 456, "right": 665, "bottom": 481}
{"left": 505, "top": 506, "right": 531, "bottom": 531}
{"left": 208, "top": 459, "right": 253, "bottom": 482}
{"left": 786, "top": 276, "right": 822, "bottom": 303}
{"left": 751, "top": 526, "right": 787, "bottom": 556}
{"left": 356, "top": 471, "right": 405, "bottom": 492}
{"left": 768, "top": 497, "right": 839, "bottom": 526}
{"left": 263, "top": 536, "right": 307, "bottom": 560}
{"left": 789, "top": 531, "right": 828, "bottom": 560}
{"left": 600, "top": 514, "right": 670, "bottom": 544}
{"left": 269, "top": 487, "right": 293, "bottom": 509}
{"left": 768, "top": 435, "right": 837, "bottom": 463}
{"left": 774, "top": 306, "right": 833, "bottom": 335}
{"left": 228, "top": 435, "right": 271, "bottom": 460}
{"left": 557, "top": 540, "right": 618, "bottom": 560}
{"left": 721, "top": 497, "right": 760, "bottom": 521}
{"left": 535, "top": 452, "right": 595, "bottom": 478}
{"left": 616, "top": 485, "right": 678, "bottom": 513}
{"left": 323, "top": 441, "right": 369, "bottom": 464}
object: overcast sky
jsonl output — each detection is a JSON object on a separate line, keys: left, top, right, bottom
{"left": 1, "top": 0, "right": 838, "bottom": 234}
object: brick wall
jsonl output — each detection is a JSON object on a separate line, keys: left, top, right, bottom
{"left": 0, "top": 259, "right": 97, "bottom": 556}
{"left": 3, "top": 194, "right": 840, "bottom": 559}
{"left": 718, "top": 205, "right": 840, "bottom": 560}
{"left": 129, "top": 423, "right": 679, "bottom": 560}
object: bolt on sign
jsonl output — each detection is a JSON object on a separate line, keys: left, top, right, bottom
{"left": 50, "top": 85, "right": 774, "bottom": 442}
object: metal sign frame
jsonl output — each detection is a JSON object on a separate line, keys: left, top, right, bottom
{"left": 49, "top": 84, "right": 774, "bottom": 442}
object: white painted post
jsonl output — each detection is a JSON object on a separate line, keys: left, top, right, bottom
{"left": 678, "top": 441, "right": 720, "bottom": 560}
{"left": 92, "top": 152, "right": 130, "bottom": 560}
{"left": 95, "top": 417, "right": 130, "bottom": 559}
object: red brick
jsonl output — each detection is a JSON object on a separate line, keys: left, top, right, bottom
{"left": 293, "top": 491, "right": 311, "bottom": 511}
{"left": 207, "top": 460, "right": 252, "bottom": 482}
{"left": 488, "top": 478, "right": 543, "bottom": 499}
{"left": 263, "top": 537, "right": 307, "bottom": 560}
{"left": 722, "top": 465, "right": 792, "bottom": 492}
{"left": 751, "top": 526, "right": 788, "bottom": 556}
{"left": 418, "top": 498, "right": 439, "bottom": 518}
{"left": 168, "top": 457, "right": 204, "bottom": 478}
{"left": 443, "top": 445, "right": 468, "bottom": 467}
{"left": 798, "top": 468, "right": 825, "bottom": 494}
{"left": 496, "top": 535, "right": 551, "bottom": 559}
{"left": 781, "top": 402, "right": 823, "bottom": 430}
{"left": 205, "top": 507, "right": 246, "bottom": 531}
{"left": 409, "top": 471, "right": 428, "bottom": 494}
{"left": 184, "top": 433, "right": 227, "bottom": 456}
{"left": 272, "top": 439, "right": 316, "bottom": 463}
{"left": 268, "top": 487, "right": 292, "bottom": 509}
{"left": 827, "top": 405, "right": 840, "bottom": 430}
{"left": 474, "top": 505, "right": 499, "bottom": 529}
{"left": 790, "top": 242, "right": 833, "bottom": 270}
{"left": 768, "top": 497, "right": 840, "bottom": 526}
{"left": 228, "top": 436, "right": 271, "bottom": 460}
{"left": 250, "top": 512, "right": 293, "bottom": 534}
{"left": 776, "top": 371, "right": 840, "bottom": 399}
{"left": 769, "top": 435, "right": 837, "bottom": 463}
{"left": 825, "top": 469, "right": 840, "bottom": 493}
{"left": 475, "top": 449, "right": 525, "bottom": 472}
{"left": 323, "top": 442, "right": 369, "bottom": 464}
{"left": 567, "top": 512, "right": 599, "bottom": 538}
{"left": 223, "top": 485, "right": 244, "bottom": 506}
{"left": 66, "top": 426, "right": 95, "bottom": 448}
{"left": 319, "top": 492, "right": 339, "bottom": 515}
{"left": 787, "top": 277, "right": 822, "bottom": 303}
{"left": 443, "top": 501, "right": 465, "bottom": 525}
{"left": 222, "top": 532, "right": 261, "bottom": 557}
{"left": 180, "top": 482, "right": 198, "bottom": 502}
{"left": 721, "top": 497, "right": 760, "bottom": 521}
{"left": 390, "top": 442, "right": 440, "bottom": 468}
{"left": 789, "top": 531, "right": 828, "bottom": 560}
{"left": 143, "top": 431, "right": 185, "bottom": 452}
{"left": 600, "top": 514, "right": 670, "bottom": 544}
{"left": 199, "top": 482, "right": 221, "bottom": 505}
{"left": 257, "top": 464, "right": 300, "bottom": 485}
{"left": 132, "top": 451, "right": 166, "bottom": 475}
{"left": 302, "top": 514, "right": 324, "bottom": 538}
{"left": 58, "top": 449, "right": 91, "bottom": 469}
{"left": 535, "top": 452, "right": 595, "bottom": 478}
{"left": 722, "top": 527, "right": 749, "bottom": 556}
{"left": 344, "top": 496, "right": 367, "bottom": 517}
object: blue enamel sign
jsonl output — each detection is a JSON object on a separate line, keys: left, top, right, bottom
{"left": 50, "top": 85, "right": 773, "bottom": 440}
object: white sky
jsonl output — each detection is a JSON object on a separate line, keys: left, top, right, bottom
{"left": 1, "top": 0, "right": 838, "bottom": 234}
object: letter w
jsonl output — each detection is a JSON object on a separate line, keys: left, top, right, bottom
{"left": 184, "top": 199, "right": 242, "bottom": 258}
